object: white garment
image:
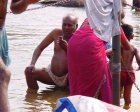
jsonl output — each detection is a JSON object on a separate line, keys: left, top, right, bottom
{"left": 54, "top": 95, "right": 128, "bottom": 112}
{"left": 84, "top": 0, "right": 122, "bottom": 42}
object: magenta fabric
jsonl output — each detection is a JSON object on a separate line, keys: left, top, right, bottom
{"left": 120, "top": 27, "right": 127, "bottom": 44}
{"left": 68, "top": 23, "right": 112, "bottom": 103}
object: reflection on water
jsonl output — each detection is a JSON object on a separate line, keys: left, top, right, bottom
{"left": 6, "top": 3, "right": 86, "bottom": 112}
{"left": 24, "top": 86, "right": 69, "bottom": 112}
{"left": 5, "top": 0, "right": 140, "bottom": 111}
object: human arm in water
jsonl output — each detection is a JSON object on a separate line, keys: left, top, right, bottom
{"left": 24, "top": 29, "right": 56, "bottom": 76}
{"left": 10, "top": 0, "right": 39, "bottom": 14}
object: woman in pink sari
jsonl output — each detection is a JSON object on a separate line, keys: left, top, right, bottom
{"left": 67, "top": 18, "right": 112, "bottom": 104}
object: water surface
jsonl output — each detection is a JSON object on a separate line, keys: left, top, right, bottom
{"left": 5, "top": 0, "right": 140, "bottom": 111}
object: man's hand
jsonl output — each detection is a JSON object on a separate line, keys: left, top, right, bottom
{"left": 24, "top": 65, "right": 35, "bottom": 77}
{"left": 57, "top": 36, "right": 68, "bottom": 52}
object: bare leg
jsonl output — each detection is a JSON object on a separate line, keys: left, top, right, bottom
{"left": 0, "top": 57, "right": 11, "bottom": 112}
{"left": 120, "top": 86, "right": 124, "bottom": 98}
{"left": 123, "top": 84, "right": 133, "bottom": 110}
{"left": 24, "top": 68, "right": 55, "bottom": 90}
{"left": 25, "top": 73, "right": 39, "bottom": 90}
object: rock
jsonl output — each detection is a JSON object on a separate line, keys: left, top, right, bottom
{"left": 39, "top": 0, "right": 84, "bottom": 7}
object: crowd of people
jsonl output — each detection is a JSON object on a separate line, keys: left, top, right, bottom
{"left": 0, "top": 0, "right": 140, "bottom": 111}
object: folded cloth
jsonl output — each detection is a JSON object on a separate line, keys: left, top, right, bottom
{"left": 0, "top": 27, "right": 11, "bottom": 66}
{"left": 84, "top": 0, "right": 122, "bottom": 42}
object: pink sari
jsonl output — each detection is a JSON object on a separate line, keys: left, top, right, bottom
{"left": 68, "top": 19, "right": 112, "bottom": 104}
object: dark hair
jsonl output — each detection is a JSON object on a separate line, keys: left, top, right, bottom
{"left": 121, "top": 24, "right": 133, "bottom": 41}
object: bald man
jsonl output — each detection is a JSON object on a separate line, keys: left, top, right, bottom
{"left": 24, "top": 14, "right": 78, "bottom": 90}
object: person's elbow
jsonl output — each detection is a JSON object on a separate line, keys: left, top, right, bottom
{"left": 10, "top": 4, "right": 27, "bottom": 14}
{"left": 10, "top": 6, "right": 21, "bottom": 14}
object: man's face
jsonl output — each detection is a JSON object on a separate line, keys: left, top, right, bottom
{"left": 62, "top": 17, "right": 77, "bottom": 38}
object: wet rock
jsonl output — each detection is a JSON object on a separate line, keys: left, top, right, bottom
{"left": 39, "top": 0, "right": 84, "bottom": 7}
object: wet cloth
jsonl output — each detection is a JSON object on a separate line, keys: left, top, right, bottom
{"left": 68, "top": 20, "right": 112, "bottom": 103}
{"left": 0, "top": 27, "right": 11, "bottom": 66}
{"left": 84, "top": 0, "right": 122, "bottom": 42}
{"left": 43, "top": 64, "right": 68, "bottom": 88}
{"left": 121, "top": 71, "right": 135, "bottom": 86}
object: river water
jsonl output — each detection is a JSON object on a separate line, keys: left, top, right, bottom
{"left": 5, "top": 0, "right": 140, "bottom": 111}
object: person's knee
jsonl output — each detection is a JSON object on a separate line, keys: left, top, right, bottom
{"left": 24, "top": 67, "right": 32, "bottom": 77}
{"left": 0, "top": 68, "right": 11, "bottom": 84}
{"left": 24, "top": 68, "right": 37, "bottom": 80}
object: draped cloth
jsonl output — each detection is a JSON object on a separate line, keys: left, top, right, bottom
{"left": 0, "top": 27, "right": 11, "bottom": 66}
{"left": 54, "top": 95, "right": 128, "bottom": 112}
{"left": 68, "top": 19, "right": 112, "bottom": 103}
{"left": 84, "top": 0, "right": 122, "bottom": 42}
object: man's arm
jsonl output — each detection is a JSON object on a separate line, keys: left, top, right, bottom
{"left": 24, "top": 29, "right": 56, "bottom": 75}
{"left": 10, "top": 0, "right": 38, "bottom": 14}
{"left": 30, "top": 30, "right": 55, "bottom": 65}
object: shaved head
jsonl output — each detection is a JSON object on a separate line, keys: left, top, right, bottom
{"left": 62, "top": 14, "right": 78, "bottom": 25}
{"left": 62, "top": 13, "right": 78, "bottom": 38}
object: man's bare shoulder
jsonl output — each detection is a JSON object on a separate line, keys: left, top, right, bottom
{"left": 50, "top": 28, "right": 63, "bottom": 38}
{"left": 51, "top": 28, "right": 62, "bottom": 33}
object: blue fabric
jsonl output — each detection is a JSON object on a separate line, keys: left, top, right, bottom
{"left": 54, "top": 97, "right": 77, "bottom": 112}
{"left": 104, "top": 41, "right": 112, "bottom": 50}
{"left": 0, "top": 27, "right": 11, "bottom": 66}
